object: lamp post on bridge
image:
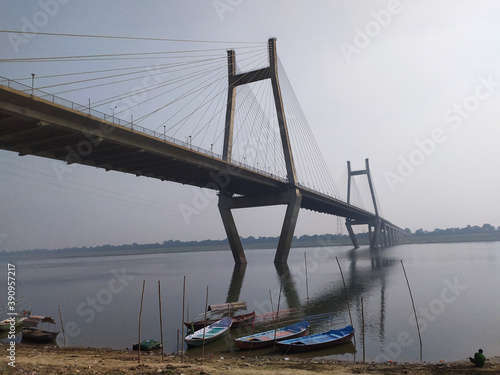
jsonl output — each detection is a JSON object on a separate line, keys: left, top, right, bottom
{"left": 31, "top": 73, "right": 35, "bottom": 96}
{"left": 110, "top": 106, "right": 117, "bottom": 122}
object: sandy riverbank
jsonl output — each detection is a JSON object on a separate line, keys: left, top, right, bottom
{"left": 1, "top": 345, "right": 499, "bottom": 374}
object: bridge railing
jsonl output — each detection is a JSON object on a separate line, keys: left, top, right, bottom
{"left": 0, "top": 75, "right": 290, "bottom": 184}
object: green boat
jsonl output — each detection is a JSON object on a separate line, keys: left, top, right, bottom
{"left": 132, "top": 339, "right": 162, "bottom": 351}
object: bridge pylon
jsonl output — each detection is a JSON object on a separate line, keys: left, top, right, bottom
{"left": 346, "top": 158, "right": 381, "bottom": 249}
{"left": 219, "top": 38, "right": 300, "bottom": 264}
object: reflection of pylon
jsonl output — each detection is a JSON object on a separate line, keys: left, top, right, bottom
{"left": 337, "top": 216, "right": 343, "bottom": 235}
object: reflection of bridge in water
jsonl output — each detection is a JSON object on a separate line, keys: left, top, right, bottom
{"left": 0, "top": 38, "right": 404, "bottom": 264}
{"left": 225, "top": 247, "right": 398, "bottom": 343}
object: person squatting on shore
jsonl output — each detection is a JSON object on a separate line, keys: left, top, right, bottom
{"left": 469, "top": 348, "right": 485, "bottom": 367}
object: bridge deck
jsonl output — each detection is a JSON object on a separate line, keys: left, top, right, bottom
{"left": 0, "top": 84, "right": 400, "bottom": 229}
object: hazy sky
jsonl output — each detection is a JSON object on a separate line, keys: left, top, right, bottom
{"left": 1, "top": 0, "right": 500, "bottom": 252}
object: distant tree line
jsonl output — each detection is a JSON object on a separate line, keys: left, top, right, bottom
{"left": 408, "top": 223, "right": 498, "bottom": 236}
{"left": 1, "top": 223, "right": 498, "bottom": 257}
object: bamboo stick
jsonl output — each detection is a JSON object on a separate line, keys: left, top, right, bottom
{"left": 181, "top": 276, "right": 186, "bottom": 363}
{"left": 401, "top": 260, "right": 423, "bottom": 361}
{"left": 138, "top": 280, "right": 145, "bottom": 364}
{"left": 58, "top": 305, "right": 66, "bottom": 347}
{"left": 336, "top": 257, "right": 353, "bottom": 327}
{"left": 304, "top": 252, "right": 310, "bottom": 315}
{"left": 273, "top": 281, "right": 283, "bottom": 347}
{"left": 201, "top": 285, "right": 209, "bottom": 365}
{"left": 269, "top": 289, "right": 273, "bottom": 313}
{"left": 158, "top": 280, "right": 164, "bottom": 362}
{"left": 361, "top": 297, "right": 365, "bottom": 363}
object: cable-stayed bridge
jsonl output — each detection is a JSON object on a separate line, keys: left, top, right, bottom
{"left": 0, "top": 37, "right": 403, "bottom": 263}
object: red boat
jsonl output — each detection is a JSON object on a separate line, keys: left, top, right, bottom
{"left": 185, "top": 311, "right": 255, "bottom": 331}
{"left": 230, "top": 311, "right": 256, "bottom": 328}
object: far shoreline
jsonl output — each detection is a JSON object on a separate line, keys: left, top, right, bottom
{"left": 1, "top": 232, "right": 500, "bottom": 261}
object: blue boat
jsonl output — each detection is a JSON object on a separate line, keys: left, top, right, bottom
{"left": 276, "top": 325, "right": 355, "bottom": 353}
{"left": 234, "top": 320, "right": 309, "bottom": 349}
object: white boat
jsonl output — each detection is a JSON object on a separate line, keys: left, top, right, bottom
{"left": 0, "top": 297, "right": 32, "bottom": 331}
{"left": 184, "top": 317, "right": 232, "bottom": 347}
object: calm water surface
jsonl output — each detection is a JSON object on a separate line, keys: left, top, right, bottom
{"left": 2, "top": 242, "right": 499, "bottom": 363}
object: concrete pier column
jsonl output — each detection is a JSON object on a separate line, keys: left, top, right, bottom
{"left": 218, "top": 195, "right": 247, "bottom": 264}
{"left": 346, "top": 220, "right": 359, "bottom": 249}
{"left": 370, "top": 221, "right": 381, "bottom": 248}
{"left": 274, "top": 188, "right": 302, "bottom": 263}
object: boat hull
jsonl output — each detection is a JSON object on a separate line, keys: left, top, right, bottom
{"left": 185, "top": 311, "right": 255, "bottom": 331}
{"left": 231, "top": 311, "right": 256, "bottom": 328}
{"left": 22, "top": 328, "right": 59, "bottom": 343}
{"left": 184, "top": 317, "right": 232, "bottom": 347}
{"left": 133, "top": 340, "right": 162, "bottom": 351}
{"left": 234, "top": 321, "right": 309, "bottom": 350}
{"left": 276, "top": 325, "right": 355, "bottom": 353}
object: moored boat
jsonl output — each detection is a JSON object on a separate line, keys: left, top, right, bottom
{"left": 234, "top": 320, "right": 309, "bottom": 350}
{"left": 133, "top": 339, "right": 162, "bottom": 351}
{"left": 230, "top": 311, "right": 256, "bottom": 328}
{"left": 21, "top": 316, "right": 59, "bottom": 343}
{"left": 184, "top": 311, "right": 255, "bottom": 331}
{"left": 0, "top": 297, "right": 32, "bottom": 331}
{"left": 276, "top": 325, "right": 355, "bottom": 353}
{"left": 184, "top": 317, "right": 232, "bottom": 347}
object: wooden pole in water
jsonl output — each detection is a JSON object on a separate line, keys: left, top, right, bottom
{"left": 201, "top": 285, "right": 209, "bottom": 365}
{"left": 401, "top": 260, "right": 423, "bottom": 361}
{"left": 335, "top": 257, "right": 353, "bottom": 327}
{"left": 181, "top": 276, "right": 186, "bottom": 363}
{"left": 269, "top": 289, "right": 274, "bottom": 313}
{"left": 304, "top": 252, "right": 310, "bottom": 315}
{"left": 273, "top": 280, "right": 283, "bottom": 347}
{"left": 138, "top": 280, "right": 145, "bottom": 364}
{"left": 158, "top": 280, "right": 164, "bottom": 362}
{"left": 58, "top": 305, "right": 66, "bottom": 347}
{"left": 361, "top": 297, "right": 365, "bottom": 364}
{"left": 176, "top": 329, "right": 179, "bottom": 355}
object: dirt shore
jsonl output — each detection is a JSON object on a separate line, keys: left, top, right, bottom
{"left": 2, "top": 345, "right": 500, "bottom": 374}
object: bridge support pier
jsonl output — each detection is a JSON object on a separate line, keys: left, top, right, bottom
{"left": 218, "top": 188, "right": 302, "bottom": 264}
{"left": 369, "top": 221, "right": 381, "bottom": 248}
{"left": 345, "top": 220, "right": 359, "bottom": 249}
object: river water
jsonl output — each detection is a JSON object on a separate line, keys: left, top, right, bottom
{"left": 2, "top": 241, "right": 499, "bottom": 363}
